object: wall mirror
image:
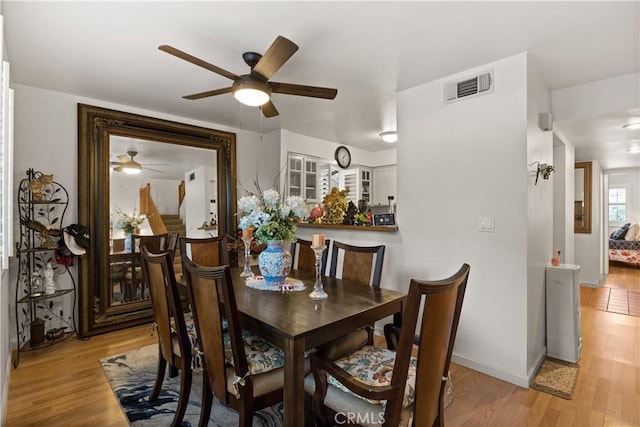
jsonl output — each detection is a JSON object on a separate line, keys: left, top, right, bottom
{"left": 78, "top": 104, "right": 237, "bottom": 337}
{"left": 574, "top": 161, "right": 592, "bottom": 234}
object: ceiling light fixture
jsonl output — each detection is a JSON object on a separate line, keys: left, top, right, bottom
{"left": 622, "top": 122, "right": 640, "bottom": 130}
{"left": 380, "top": 131, "right": 398, "bottom": 144}
{"left": 232, "top": 77, "right": 271, "bottom": 107}
{"left": 122, "top": 164, "right": 142, "bottom": 174}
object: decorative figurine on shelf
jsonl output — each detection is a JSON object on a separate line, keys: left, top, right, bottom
{"left": 343, "top": 201, "right": 358, "bottom": 225}
{"left": 322, "top": 187, "right": 349, "bottom": 224}
{"left": 309, "top": 203, "right": 324, "bottom": 223}
{"left": 43, "top": 262, "right": 56, "bottom": 295}
{"left": 551, "top": 248, "right": 561, "bottom": 266}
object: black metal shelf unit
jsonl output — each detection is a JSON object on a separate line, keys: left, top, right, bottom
{"left": 13, "top": 168, "right": 77, "bottom": 368}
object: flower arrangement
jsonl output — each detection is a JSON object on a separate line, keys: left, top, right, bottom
{"left": 237, "top": 185, "right": 306, "bottom": 245}
{"left": 112, "top": 209, "right": 146, "bottom": 234}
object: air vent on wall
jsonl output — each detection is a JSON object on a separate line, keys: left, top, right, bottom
{"left": 444, "top": 70, "right": 494, "bottom": 104}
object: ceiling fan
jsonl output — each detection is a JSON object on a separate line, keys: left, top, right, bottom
{"left": 111, "top": 151, "right": 165, "bottom": 174}
{"left": 159, "top": 35, "right": 338, "bottom": 118}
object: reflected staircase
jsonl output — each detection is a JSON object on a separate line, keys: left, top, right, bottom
{"left": 162, "top": 214, "right": 186, "bottom": 271}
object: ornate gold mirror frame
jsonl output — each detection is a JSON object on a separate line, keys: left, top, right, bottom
{"left": 77, "top": 104, "right": 237, "bottom": 337}
{"left": 574, "top": 161, "right": 592, "bottom": 234}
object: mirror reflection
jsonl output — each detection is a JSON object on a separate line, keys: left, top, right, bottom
{"left": 78, "top": 104, "right": 237, "bottom": 337}
{"left": 574, "top": 161, "right": 592, "bottom": 233}
{"left": 108, "top": 136, "right": 218, "bottom": 306}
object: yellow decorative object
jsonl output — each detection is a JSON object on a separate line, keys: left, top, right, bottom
{"left": 29, "top": 173, "right": 54, "bottom": 201}
{"left": 322, "top": 187, "right": 349, "bottom": 224}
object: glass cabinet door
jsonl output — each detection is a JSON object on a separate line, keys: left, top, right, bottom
{"left": 304, "top": 159, "right": 318, "bottom": 201}
{"left": 288, "top": 155, "right": 303, "bottom": 197}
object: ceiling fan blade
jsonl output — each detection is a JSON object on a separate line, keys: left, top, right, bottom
{"left": 117, "top": 154, "right": 130, "bottom": 162}
{"left": 270, "top": 82, "right": 337, "bottom": 99}
{"left": 159, "top": 45, "right": 239, "bottom": 81}
{"left": 183, "top": 87, "right": 233, "bottom": 100}
{"left": 142, "top": 166, "right": 165, "bottom": 173}
{"left": 113, "top": 165, "right": 124, "bottom": 172}
{"left": 251, "top": 36, "right": 299, "bottom": 81}
{"left": 261, "top": 100, "right": 279, "bottom": 118}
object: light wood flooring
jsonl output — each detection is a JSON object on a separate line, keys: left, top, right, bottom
{"left": 4, "top": 264, "right": 640, "bottom": 426}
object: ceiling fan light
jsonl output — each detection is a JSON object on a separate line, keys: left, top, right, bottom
{"left": 122, "top": 164, "right": 142, "bottom": 174}
{"left": 232, "top": 78, "right": 271, "bottom": 106}
{"left": 380, "top": 131, "right": 398, "bottom": 143}
{"left": 622, "top": 122, "right": 640, "bottom": 130}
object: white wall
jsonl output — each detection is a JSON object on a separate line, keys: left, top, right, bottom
{"left": 525, "top": 59, "right": 554, "bottom": 376}
{"left": 398, "top": 53, "right": 531, "bottom": 386}
{"left": 552, "top": 134, "right": 576, "bottom": 264}
{"left": 551, "top": 73, "right": 640, "bottom": 121}
{"left": 149, "top": 178, "right": 181, "bottom": 216}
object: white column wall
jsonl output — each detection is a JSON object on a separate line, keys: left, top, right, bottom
{"left": 397, "top": 52, "right": 531, "bottom": 385}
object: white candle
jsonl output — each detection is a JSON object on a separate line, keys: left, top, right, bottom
{"left": 312, "top": 234, "right": 325, "bottom": 247}
{"left": 242, "top": 227, "right": 253, "bottom": 239}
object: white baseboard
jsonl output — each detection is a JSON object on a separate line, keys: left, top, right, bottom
{"left": 451, "top": 352, "right": 531, "bottom": 388}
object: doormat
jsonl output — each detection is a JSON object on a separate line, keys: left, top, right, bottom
{"left": 530, "top": 357, "right": 580, "bottom": 400}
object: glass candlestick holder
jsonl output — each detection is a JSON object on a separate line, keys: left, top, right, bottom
{"left": 309, "top": 245, "right": 328, "bottom": 300}
{"left": 240, "top": 237, "right": 255, "bottom": 278}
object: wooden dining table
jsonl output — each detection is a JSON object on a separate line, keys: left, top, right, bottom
{"left": 229, "top": 267, "right": 406, "bottom": 425}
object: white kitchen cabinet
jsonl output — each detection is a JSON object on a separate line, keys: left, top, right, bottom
{"left": 287, "top": 154, "right": 318, "bottom": 202}
{"left": 338, "top": 167, "right": 372, "bottom": 204}
{"left": 372, "top": 165, "right": 397, "bottom": 207}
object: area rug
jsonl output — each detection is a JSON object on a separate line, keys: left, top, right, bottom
{"left": 100, "top": 344, "right": 284, "bottom": 426}
{"left": 530, "top": 357, "right": 580, "bottom": 400}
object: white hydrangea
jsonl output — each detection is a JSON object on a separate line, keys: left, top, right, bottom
{"left": 262, "top": 189, "right": 280, "bottom": 210}
{"left": 286, "top": 196, "right": 306, "bottom": 217}
{"left": 238, "top": 195, "right": 260, "bottom": 214}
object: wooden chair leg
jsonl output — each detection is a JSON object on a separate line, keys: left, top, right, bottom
{"left": 150, "top": 345, "right": 166, "bottom": 401}
{"left": 198, "top": 378, "right": 214, "bottom": 427}
{"left": 169, "top": 364, "right": 179, "bottom": 378}
{"left": 171, "top": 366, "right": 192, "bottom": 427}
{"left": 238, "top": 401, "right": 253, "bottom": 427}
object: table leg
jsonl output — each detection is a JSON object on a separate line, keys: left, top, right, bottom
{"left": 283, "top": 337, "right": 306, "bottom": 425}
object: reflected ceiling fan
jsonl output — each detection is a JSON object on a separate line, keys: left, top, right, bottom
{"left": 159, "top": 35, "right": 338, "bottom": 118}
{"left": 111, "top": 151, "right": 166, "bottom": 174}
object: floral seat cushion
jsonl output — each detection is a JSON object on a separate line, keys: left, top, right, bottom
{"left": 327, "top": 345, "right": 417, "bottom": 408}
{"left": 224, "top": 332, "right": 285, "bottom": 375}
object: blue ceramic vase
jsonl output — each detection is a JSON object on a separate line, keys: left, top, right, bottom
{"left": 258, "top": 240, "right": 292, "bottom": 286}
{"left": 124, "top": 233, "right": 132, "bottom": 253}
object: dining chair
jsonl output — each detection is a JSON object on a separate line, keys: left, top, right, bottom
{"left": 290, "top": 238, "right": 330, "bottom": 274}
{"left": 179, "top": 235, "right": 226, "bottom": 267}
{"left": 319, "top": 241, "right": 385, "bottom": 360}
{"left": 181, "top": 256, "right": 290, "bottom": 427}
{"left": 307, "top": 263, "right": 470, "bottom": 427}
{"left": 124, "top": 233, "right": 169, "bottom": 300}
{"left": 140, "top": 247, "right": 193, "bottom": 427}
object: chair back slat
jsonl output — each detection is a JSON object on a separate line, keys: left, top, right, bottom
{"left": 181, "top": 256, "right": 249, "bottom": 402}
{"left": 388, "top": 264, "right": 470, "bottom": 427}
{"left": 180, "top": 236, "right": 224, "bottom": 267}
{"left": 140, "top": 248, "right": 191, "bottom": 367}
{"left": 291, "top": 238, "right": 330, "bottom": 274}
{"left": 328, "top": 241, "right": 385, "bottom": 287}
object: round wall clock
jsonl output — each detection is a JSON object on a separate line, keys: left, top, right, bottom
{"left": 335, "top": 145, "right": 351, "bottom": 169}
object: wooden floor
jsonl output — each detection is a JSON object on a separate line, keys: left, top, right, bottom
{"left": 5, "top": 264, "right": 640, "bottom": 426}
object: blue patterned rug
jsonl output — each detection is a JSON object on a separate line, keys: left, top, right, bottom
{"left": 100, "top": 344, "right": 284, "bottom": 426}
